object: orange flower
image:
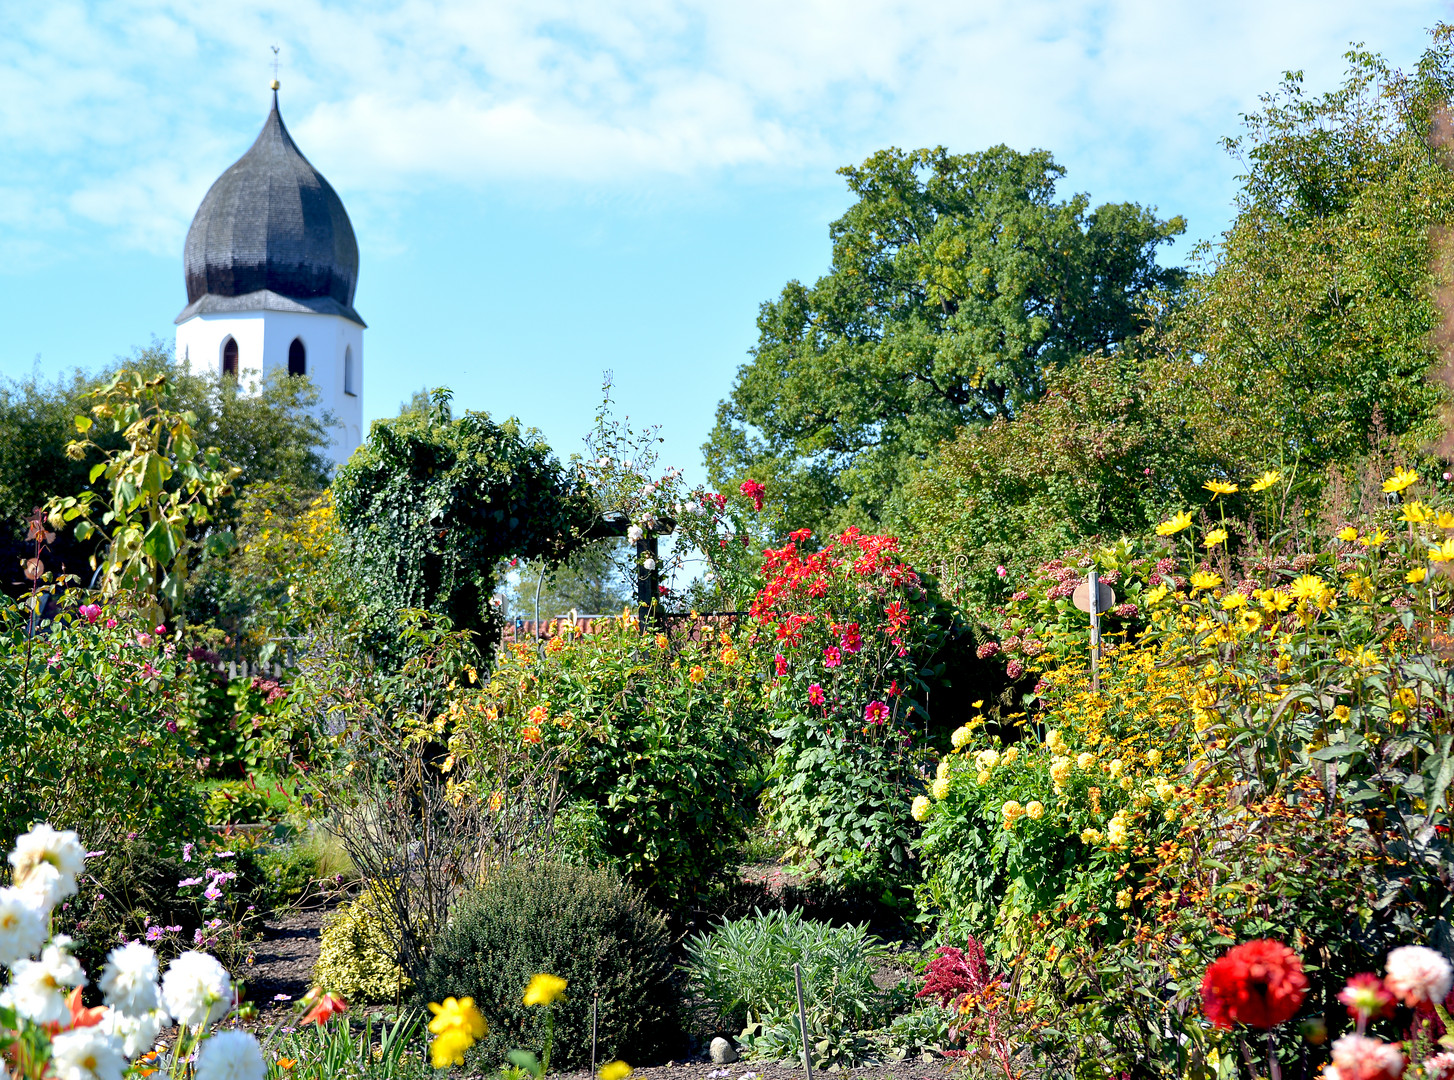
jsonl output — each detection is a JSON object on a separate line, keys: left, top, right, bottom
{"left": 688, "top": 665, "right": 707, "bottom": 685}
{"left": 301, "top": 991, "right": 348, "bottom": 1026}
{"left": 521, "top": 725, "right": 542, "bottom": 744}
{"left": 527, "top": 704, "right": 550, "bottom": 725}
{"left": 276, "top": 1060, "right": 297, "bottom": 1072}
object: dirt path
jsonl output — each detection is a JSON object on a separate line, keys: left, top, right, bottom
{"left": 243, "top": 905, "right": 327, "bottom": 1013}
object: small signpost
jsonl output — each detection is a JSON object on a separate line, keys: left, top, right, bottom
{"left": 1072, "top": 571, "right": 1115, "bottom": 693}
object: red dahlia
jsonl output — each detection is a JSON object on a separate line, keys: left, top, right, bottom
{"left": 1200, "top": 939, "right": 1308, "bottom": 1030}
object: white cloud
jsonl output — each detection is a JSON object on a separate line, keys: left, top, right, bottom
{"left": 0, "top": 0, "right": 1445, "bottom": 258}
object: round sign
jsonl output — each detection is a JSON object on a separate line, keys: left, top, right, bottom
{"left": 1072, "top": 581, "right": 1116, "bottom": 614}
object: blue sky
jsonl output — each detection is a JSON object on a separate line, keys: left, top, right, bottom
{"left": 0, "top": 0, "right": 1449, "bottom": 486}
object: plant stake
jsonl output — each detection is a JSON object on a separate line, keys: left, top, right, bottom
{"left": 793, "top": 962, "right": 813, "bottom": 1080}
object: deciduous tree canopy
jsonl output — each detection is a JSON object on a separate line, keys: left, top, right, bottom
{"left": 705, "top": 145, "right": 1186, "bottom": 534}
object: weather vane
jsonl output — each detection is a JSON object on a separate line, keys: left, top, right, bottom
{"left": 270, "top": 45, "right": 280, "bottom": 91}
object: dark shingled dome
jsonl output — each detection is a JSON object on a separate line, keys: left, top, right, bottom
{"left": 177, "top": 92, "right": 363, "bottom": 326}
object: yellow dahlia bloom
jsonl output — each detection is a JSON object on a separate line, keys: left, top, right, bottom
{"left": 950, "top": 726, "right": 972, "bottom": 750}
{"left": 911, "top": 795, "right": 930, "bottom": 822}
{"left": 1383, "top": 468, "right": 1418, "bottom": 494}
{"left": 1024, "top": 800, "right": 1044, "bottom": 820}
{"left": 523, "top": 973, "right": 567, "bottom": 1006}
{"left": 1076, "top": 752, "right": 1097, "bottom": 771}
{"left": 932, "top": 777, "right": 951, "bottom": 801}
{"left": 599, "top": 1063, "right": 633, "bottom": 1080}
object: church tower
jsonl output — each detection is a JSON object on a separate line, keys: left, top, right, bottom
{"left": 175, "top": 84, "right": 364, "bottom": 466}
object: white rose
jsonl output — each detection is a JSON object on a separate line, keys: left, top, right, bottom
{"left": 195, "top": 1030, "right": 266, "bottom": 1080}
{"left": 161, "top": 951, "right": 233, "bottom": 1030}
{"left": 102, "top": 1007, "right": 169, "bottom": 1058}
{"left": 8, "top": 824, "right": 85, "bottom": 911}
{"left": 1385, "top": 945, "right": 1453, "bottom": 1006}
{"left": 50, "top": 1027, "right": 127, "bottom": 1080}
{"left": 627, "top": 526, "right": 644, "bottom": 543}
{"left": 0, "top": 886, "right": 46, "bottom": 966}
{"left": 99, "top": 942, "right": 161, "bottom": 1016}
{"left": 2, "top": 940, "right": 87, "bottom": 1023}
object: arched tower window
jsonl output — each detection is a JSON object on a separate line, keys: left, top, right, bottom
{"left": 344, "top": 346, "right": 358, "bottom": 396}
{"left": 288, "top": 338, "right": 306, "bottom": 377}
{"left": 221, "top": 337, "right": 238, "bottom": 377}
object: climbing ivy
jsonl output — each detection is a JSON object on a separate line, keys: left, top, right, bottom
{"left": 331, "top": 389, "right": 595, "bottom": 667}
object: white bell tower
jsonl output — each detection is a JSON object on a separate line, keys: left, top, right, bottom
{"left": 175, "top": 83, "right": 364, "bottom": 466}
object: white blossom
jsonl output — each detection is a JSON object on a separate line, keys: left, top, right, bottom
{"left": 1385, "top": 945, "right": 1453, "bottom": 1006}
{"left": 102, "top": 1008, "right": 170, "bottom": 1058}
{"left": 99, "top": 942, "right": 161, "bottom": 1016}
{"left": 49, "top": 1027, "right": 127, "bottom": 1080}
{"left": 0, "top": 886, "right": 46, "bottom": 966}
{"left": 161, "top": 951, "right": 232, "bottom": 1030}
{"left": 9, "top": 825, "right": 84, "bottom": 912}
{"left": 643, "top": 558, "right": 656, "bottom": 571}
{"left": 1, "top": 939, "right": 87, "bottom": 1024}
{"left": 194, "top": 1030, "right": 266, "bottom": 1080}
{"left": 627, "top": 526, "right": 644, "bottom": 543}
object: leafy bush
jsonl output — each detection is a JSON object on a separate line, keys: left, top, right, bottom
{"left": 683, "top": 908, "right": 898, "bottom": 1051}
{"left": 314, "top": 887, "right": 412, "bottom": 1005}
{"left": 0, "top": 595, "right": 209, "bottom": 849}
{"left": 752, "top": 528, "right": 960, "bottom": 893}
{"left": 474, "top": 615, "right": 768, "bottom": 906}
{"left": 419, "top": 863, "right": 676, "bottom": 1069}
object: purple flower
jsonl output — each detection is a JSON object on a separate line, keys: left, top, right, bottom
{"left": 178, "top": 877, "right": 204, "bottom": 888}
{"left": 105, "top": 618, "right": 118, "bottom": 629}
{"left": 79, "top": 604, "right": 101, "bottom": 624}
{"left": 182, "top": 843, "right": 194, "bottom": 862}
{"left": 85, "top": 850, "right": 105, "bottom": 859}
{"left": 145, "top": 926, "right": 164, "bottom": 942}
{"left": 155, "top": 625, "right": 167, "bottom": 635}
{"left": 204, "top": 885, "right": 222, "bottom": 901}
{"left": 273, "top": 994, "right": 292, "bottom": 1002}
{"left": 996, "top": 565, "right": 1007, "bottom": 578}
{"left": 164, "top": 721, "right": 178, "bottom": 734}
{"left": 165, "top": 925, "right": 181, "bottom": 933}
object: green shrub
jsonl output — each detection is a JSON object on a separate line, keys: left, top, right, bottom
{"left": 313, "top": 887, "right": 411, "bottom": 1004}
{"left": 477, "top": 620, "right": 768, "bottom": 907}
{"left": 682, "top": 908, "right": 903, "bottom": 1065}
{"left": 420, "top": 863, "right": 676, "bottom": 1069}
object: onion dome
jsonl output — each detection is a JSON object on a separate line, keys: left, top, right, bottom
{"left": 176, "top": 90, "right": 363, "bottom": 326}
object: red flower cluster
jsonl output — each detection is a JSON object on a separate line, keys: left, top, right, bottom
{"left": 752, "top": 528, "right": 922, "bottom": 642}
{"left": 739, "top": 479, "right": 766, "bottom": 511}
{"left": 917, "top": 936, "right": 989, "bottom": 1008}
{"left": 1200, "top": 940, "right": 1308, "bottom": 1030}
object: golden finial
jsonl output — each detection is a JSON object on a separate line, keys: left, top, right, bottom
{"left": 270, "top": 79, "right": 280, "bottom": 91}
{"left": 270, "top": 46, "right": 281, "bottom": 92}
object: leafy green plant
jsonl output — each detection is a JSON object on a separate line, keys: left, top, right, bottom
{"left": 46, "top": 369, "right": 240, "bottom": 623}
{"left": 683, "top": 908, "right": 905, "bottom": 1067}
{"left": 314, "top": 887, "right": 413, "bottom": 1005}
{"left": 266, "top": 1012, "right": 429, "bottom": 1080}
{"left": 419, "top": 862, "right": 676, "bottom": 1070}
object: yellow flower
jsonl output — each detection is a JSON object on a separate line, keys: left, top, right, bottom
{"left": 599, "top": 1063, "right": 633, "bottom": 1080}
{"left": 932, "top": 777, "right": 951, "bottom": 801}
{"left": 1107, "top": 758, "right": 1125, "bottom": 779}
{"left": 528, "top": 704, "right": 550, "bottom": 726}
{"left": 1383, "top": 468, "right": 1419, "bottom": 494}
{"left": 1429, "top": 538, "right": 1454, "bottom": 564}
{"left": 935, "top": 760, "right": 951, "bottom": 781}
{"left": 1204, "top": 480, "right": 1238, "bottom": 496}
{"left": 1438, "top": 511, "right": 1454, "bottom": 530}
{"left": 1250, "top": 471, "right": 1282, "bottom": 492}
{"left": 1002, "top": 745, "right": 1019, "bottom": 765}
{"left": 1144, "top": 584, "right": 1170, "bottom": 605}
{"left": 719, "top": 646, "right": 739, "bottom": 666}
{"left": 1045, "top": 729, "right": 1068, "bottom": 754}
{"left": 427, "top": 997, "right": 488, "bottom": 1067}
{"left": 1289, "top": 575, "right": 1330, "bottom": 607}
{"left": 1116, "top": 888, "right": 1133, "bottom": 909}
{"left": 1190, "top": 572, "right": 1223, "bottom": 593}
{"left": 1145, "top": 749, "right": 1162, "bottom": 767}
{"left": 975, "top": 769, "right": 991, "bottom": 785}
{"left": 1401, "top": 501, "right": 1435, "bottom": 525}
{"left": 655, "top": 633, "right": 669, "bottom": 650}
{"left": 911, "top": 795, "right": 930, "bottom": 822}
{"left": 1049, "top": 757, "right": 1072, "bottom": 789}
{"left": 1155, "top": 510, "right": 1194, "bottom": 536}
{"left": 950, "top": 726, "right": 972, "bottom": 750}
{"left": 1361, "top": 528, "right": 1389, "bottom": 547}
{"left": 1337, "top": 526, "right": 1359, "bottom": 543}
{"left": 1346, "top": 575, "right": 1373, "bottom": 602}
{"left": 1260, "top": 590, "right": 1292, "bottom": 613}
{"left": 1409, "top": 567, "right": 1429, "bottom": 583}
{"left": 431, "top": 1029, "right": 475, "bottom": 1069}
{"left": 1203, "top": 528, "right": 1228, "bottom": 548}
{"left": 1076, "top": 752, "right": 1097, "bottom": 771}
{"left": 1025, "top": 800, "right": 1045, "bottom": 821}
{"left": 975, "top": 748, "right": 1001, "bottom": 771}
{"left": 1398, "top": 687, "right": 1418, "bottom": 708}
{"left": 1238, "top": 609, "right": 1264, "bottom": 634}
{"left": 1080, "top": 828, "right": 1103, "bottom": 845}
{"left": 1107, "top": 810, "right": 1130, "bottom": 846}
{"left": 1000, "top": 800, "right": 1024, "bottom": 829}
{"left": 1333, "top": 705, "right": 1351, "bottom": 721}
{"left": 1220, "top": 592, "right": 1247, "bottom": 610}
{"left": 523, "top": 973, "right": 568, "bottom": 1006}
{"left": 688, "top": 665, "right": 706, "bottom": 685}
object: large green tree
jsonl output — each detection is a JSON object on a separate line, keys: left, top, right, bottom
{"left": 705, "top": 145, "right": 1186, "bottom": 535}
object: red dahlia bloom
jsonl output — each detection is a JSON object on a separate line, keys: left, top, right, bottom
{"left": 1201, "top": 939, "right": 1308, "bottom": 1030}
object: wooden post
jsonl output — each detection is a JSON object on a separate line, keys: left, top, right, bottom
{"left": 793, "top": 963, "right": 813, "bottom": 1080}
{"left": 1088, "top": 568, "right": 1101, "bottom": 694}
{"left": 590, "top": 994, "right": 599, "bottom": 1078}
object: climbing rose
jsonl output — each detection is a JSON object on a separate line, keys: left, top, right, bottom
{"left": 1200, "top": 939, "right": 1307, "bottom": 1030}
{"left": 739, "top": 480, "right": 765, "bottom": 511}
{"left": 78, "top": 604, "right": 101, "bottom": 624}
